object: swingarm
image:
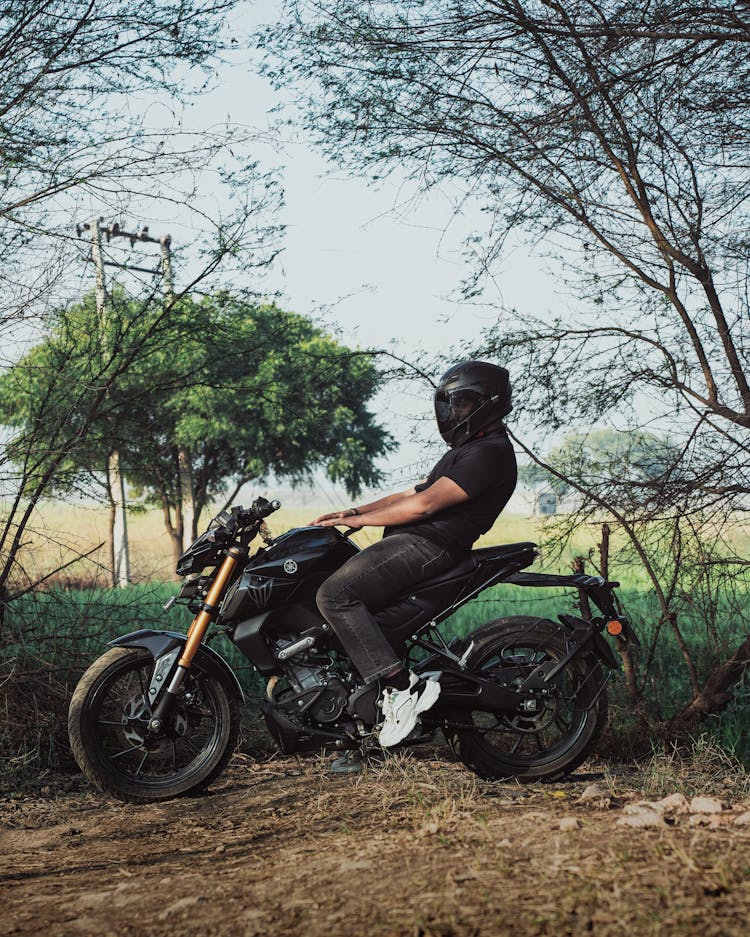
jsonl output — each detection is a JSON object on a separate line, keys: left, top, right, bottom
{"left": 415, "top": 612, "right": 623, "bottom": 717}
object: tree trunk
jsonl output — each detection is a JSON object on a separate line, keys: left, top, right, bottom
{"left": 572, "top": 555, "right": 592, "bottom": 620}
{"left": 106, "top": 469, "right": 116, "bottom": 588}
{"left": 159, "top": 496, "right": 183, "bottom": 580}
{"left": 667, "top": 636, "right": 750, "bottom": 737}
{"left": 169, "top": 526, "right": 184, "bottom": 575}
{"left": 108, "top": 449, "right": 131, "bottom": 588}
{"left": 177, "top": 446, "right": 194, "bottom": 552}
{"left": 190, "top": 449, "right": 212, "bottom": 543}
{"left": 598, "top": 522, "right": 610, "bottom": 580}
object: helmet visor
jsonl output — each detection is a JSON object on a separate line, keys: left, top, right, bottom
{"left": 435, "top": 387, "right": 486, "bottom": 432}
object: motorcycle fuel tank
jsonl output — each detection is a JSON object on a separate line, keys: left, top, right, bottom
{"left": 219, "top": 526, "right": 358, "bottom": 619}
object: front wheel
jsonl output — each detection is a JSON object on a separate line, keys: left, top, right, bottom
{"left": 68, "top": 647, "right": 240, "bottom": 803}
{"left": 442, "top": 616, "right": 608, "bottom": 782}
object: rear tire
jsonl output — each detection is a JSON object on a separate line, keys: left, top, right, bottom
{"left": 68, "top": 647, "right": 240, "bottom": 803}
{"left": 443, "top": 616, "right": 608, "bottom": 781}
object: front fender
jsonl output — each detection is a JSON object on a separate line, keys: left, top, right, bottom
{"left": 108, "top": 629, "right": 245, "bottom": 701}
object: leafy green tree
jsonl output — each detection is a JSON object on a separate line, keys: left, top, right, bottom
{"left": 520, "top": 429, "right": 679, "bottom": 500}
{"left": 120, "top": 292, "right": 394, "bottom": 563}
{"left": 0, "top": 0, "right": 281, "bottom": 608}
{"left": 1, "top": 291, "right": 395, "bottom": 569}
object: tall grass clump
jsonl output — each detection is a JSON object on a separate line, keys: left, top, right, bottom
{"left": 0, "top": 583, "right": 267, "bottom": 786}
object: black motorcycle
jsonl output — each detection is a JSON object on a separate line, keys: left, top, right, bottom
{"left": 68, "top": 496, "right": 638, "bottom": 802}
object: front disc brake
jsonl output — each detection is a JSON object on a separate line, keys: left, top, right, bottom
{"left": 121, "top": 693, "right": 187, "bottom": 747}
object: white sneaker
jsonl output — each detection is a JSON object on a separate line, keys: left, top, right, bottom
{"left": 378, "top": 673, "right": 441, "bottom": 748}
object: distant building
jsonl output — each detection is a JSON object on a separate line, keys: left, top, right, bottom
{"left": 536, "top": 492, "right": 557, "bottom": 516}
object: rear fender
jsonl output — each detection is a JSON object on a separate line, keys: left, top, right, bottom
{"left": 558, "top": 614, "right": 619, "bottom": 670}
{"left": 108, "top": 629, "right": 245, "bottom": 702}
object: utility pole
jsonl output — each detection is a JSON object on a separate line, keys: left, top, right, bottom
{"left": 76, "top": 218, "right": 174, "bottom": 588}
{"left": 87, "top": 217, "right": 131, "bottom": 589}
{"left": 158, "top": 235, "right": 194, "bottom": 546}
{"left": 160, "top": 234, "right": 174, "bottom": 297}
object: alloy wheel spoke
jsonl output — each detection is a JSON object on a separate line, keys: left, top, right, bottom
{"left": 180, "top": 737, "right": 200, "bottom": 757}
{"left": 109, "top": 744, "right": 144, "bottom": 760}
{"left": 134, "top": 749, "right": 150, "bottom": 777}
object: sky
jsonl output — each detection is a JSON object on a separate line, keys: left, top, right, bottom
{"left": 148, "top": 2, "right": 563, "bottom": 502}
{"left": 43, "top": 2, "right": 564, "bottom": 509}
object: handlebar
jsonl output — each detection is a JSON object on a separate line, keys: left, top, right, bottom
{"left": 247, "top": 497, "right": 281, "bottom": 521}
{"left": 209, "top": 498, "right": 281, "bottom": 537}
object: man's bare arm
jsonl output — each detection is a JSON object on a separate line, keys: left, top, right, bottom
{"left": 309, "top": 484, "right": 422, "bottom": 526}
{"left": 312, "top": 477, "right": 469, "bottom": 529}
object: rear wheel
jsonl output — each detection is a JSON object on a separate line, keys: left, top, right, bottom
{"left": 68, "top": 647, "right": 240, "bottom": 803}
{"left": 442, "top": 616, "right": 608, "bottom": 781}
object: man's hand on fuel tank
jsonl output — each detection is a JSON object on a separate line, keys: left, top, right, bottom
{"left": 309, "top": 508, "right": 361, "bottom": 527}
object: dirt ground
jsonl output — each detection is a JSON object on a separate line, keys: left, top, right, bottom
{"left": 2, "top": 752, "right": 750, "bottom": 937}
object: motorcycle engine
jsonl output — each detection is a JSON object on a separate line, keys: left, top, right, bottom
{"left": 279, "top": 646, "right": 349, "bottom": 724}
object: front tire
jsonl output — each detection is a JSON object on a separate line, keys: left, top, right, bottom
{"left": 68, "top": 647, "right": 240, "bottom": 803}
{"left": 443, "top": 616, "right": 608, "bottom": 781}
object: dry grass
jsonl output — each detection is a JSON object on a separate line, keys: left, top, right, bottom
{"left": 3, "top": 753, "right": 750, "bottom": 936}
{"left": 632, "top": 735, "right": 750, "bottom": 802}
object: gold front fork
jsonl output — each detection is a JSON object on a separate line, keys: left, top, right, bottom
{"left": 179, "top": 545, "right": 244, "bottom": 668}
{"left": 148, "top": 545, "right": 245, "bottom": 732}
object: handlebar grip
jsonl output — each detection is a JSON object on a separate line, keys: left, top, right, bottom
{"left": 250, "top": 497, "right": 281, "bottom": 519}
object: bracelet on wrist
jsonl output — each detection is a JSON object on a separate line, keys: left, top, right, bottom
{"left": 348, "top": 507, "right": 359, "bottom": 517}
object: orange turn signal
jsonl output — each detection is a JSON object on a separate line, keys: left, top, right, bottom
{"left": 607, "top": 620, "right": 624, "bottom": 636}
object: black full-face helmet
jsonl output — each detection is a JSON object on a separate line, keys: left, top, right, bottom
{"left": 434, "top": 360, "right": 512, "bottom": 448}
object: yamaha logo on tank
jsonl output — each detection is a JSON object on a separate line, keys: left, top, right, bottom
{"left": 283, "top": 559, "right": 298, "bottom": 575}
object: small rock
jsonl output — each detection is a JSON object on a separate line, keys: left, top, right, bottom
{"left": 689, "top": 796, "right": 723, "bottom": 815}
{"left": 734, "top": 811, "right": 750, "bottom": 826}
{"left": 617, "top": 811, "right": 665, "bottom": 828}
{"left": 689, "top": 814, "right": 724, "bottom": 829}
{"left": 654, "top": 793, "right": 690, "bottom": 814}
{"left": 578, "top": 784, "right": 609, "bottom": 804}
{"left": 623, "top": 802, "right": 663, "bottom": 816}
{"left": 214, "top": 844, "right": 226, "bottom": 854}
{"left": 559, "top": 816, "right": 579, "bottom": 831}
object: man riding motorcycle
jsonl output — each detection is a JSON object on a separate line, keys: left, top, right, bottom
{"left": 312, "top": 360, "right": 517, "bottom": 762}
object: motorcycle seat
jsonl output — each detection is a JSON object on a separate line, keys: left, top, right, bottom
{"left": 414, "top": 541, "right": 538, "bottom": 592}
{"left": 373, "top": 541, "right": 537, "bottom": 625}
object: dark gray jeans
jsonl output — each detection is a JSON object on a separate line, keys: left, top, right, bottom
{"left": 316, "top": 533, "right": 461, "bottom": 684}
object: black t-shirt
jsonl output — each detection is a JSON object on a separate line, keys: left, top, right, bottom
{"left": 383, "top": 430, "right": 517, "bottom": 554}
